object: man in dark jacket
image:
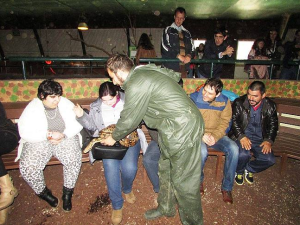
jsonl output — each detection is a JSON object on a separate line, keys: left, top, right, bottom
{"left": 102, "top": 54, "right": 204, "bottom": 225}
{"left": 161, "top": 7, "right": 194, "bottom": 78}
{"left": 228, "top": 81, "right": 278, "bottom": 185}
{"left": 197, "top": 28, "right": 234, "bottom": 78}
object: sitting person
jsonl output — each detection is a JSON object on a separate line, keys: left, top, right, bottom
{"left": 190, "top": 78, "right": 238, "bottom": 204}
{"left": 245, "top": 38, "right": 270, "bottom": 79}
{"left": 142, "top": 128, "right": 160, "bottom": 207}
{"left": 228, "top": 81, "right": 278, "bottom": 185}
{"left": 73, "top": 81, "right": 141, "bottom": 225}
{"left": 17, "top": 79, "right": 83, "bottom": 211}
{"left": 0, "top": 101, "right": 20, "bottom": 224}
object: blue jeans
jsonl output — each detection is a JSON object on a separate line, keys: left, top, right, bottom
{"left": 235, "top": 140, "right": 275, "bottom": 174}
{"left": 102, "top": 140, "right": 141, "bottom": 210}
{"left": 143, "top": 140, "right": 160, "bottom": 193}
{"left": 201, "top": 136, "right": 239, "bottom": 191}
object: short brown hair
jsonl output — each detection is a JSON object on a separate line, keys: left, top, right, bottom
{"left": 106, "top": 54, "right": 134, "bottom": 74}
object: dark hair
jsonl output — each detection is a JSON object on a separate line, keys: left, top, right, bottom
{"left": 204, "top": 78, "right": 223, "bottom": 95}
{"left": 248, "top": 81, "right": 266, "bottom": 94}
{"left": 174, "top": 7, "right": 186, "bottom": 17}
{"left": 37, "top": 79, "right": 63, "bottom": 100}
{"left": 265, "top": 28, "right": 281, "bottom": 46}
{"left": 106, "top": 54, "right": 134, "bottom": 74}
{"left": 252, "top": 38, "right": 267, "bottom": 56}
{"left": 137, "top": 33, "right": 154, "bottom": 50}
{"left": 214, "top": 27, "right": 228, "bottom": 37}
{"left": 99, "top": 81, "right": 119, "bottom": 98}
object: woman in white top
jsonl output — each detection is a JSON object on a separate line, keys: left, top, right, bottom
{"left": 74, "top": 81, "right": 141, "bottom": 225}
{"left": 18, "top": 79, "right": 83, "bottom": 211}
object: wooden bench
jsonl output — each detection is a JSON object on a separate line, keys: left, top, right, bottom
{"left": 2, "top": 99, "right": 96, "bottom": 170}
{"left": 272, "top": 98, "right": 300, "bottom": 175}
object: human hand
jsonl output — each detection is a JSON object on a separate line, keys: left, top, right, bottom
{"left": 47, "top": 131, "right": 65, "bottom": 145}
{"left": 73, "top": 104, "right": 84, "bottom": 117}
{"left": 223, "top": 45, "right": 234, "bottom": 56}
{"left": 177, "top": 55, "right": 185, "bottom": 63}
{"left": 100, "top": 135, "right": 116, "bottom": 146}
{"left": 183, "top": 55, "right": 191, "bottom": 64}
{"left": 202, "top": 133, "right": 216, "bottom": 146}
{"left": 260, "top": 141, "right": 272, "bottom": 154}
{"left": 240, "top": 137, "right": 252, "bottom": 150}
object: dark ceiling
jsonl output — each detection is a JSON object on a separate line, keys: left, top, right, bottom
{"left": 1, "top": 0, "right": 300, "bottom": 29}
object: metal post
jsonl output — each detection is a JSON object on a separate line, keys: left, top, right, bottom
{"left": 269, "top": 64, "right": 274, "bottom": 79}
{"left": 297, "top": 64, "right": 300, "bottom": 81}
{"left": 21, "top": 61, "right": 27, "bottom": 79}
{"left": 210, "top": 62, "right": 214, "bottom": 78}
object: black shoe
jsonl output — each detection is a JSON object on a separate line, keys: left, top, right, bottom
{"left": 235, "top": 173, "right": 244, "bottom": 185}
{"left": 144, "top": 208, "right": 175, "bottom": 220}
{"left": 62, "top": 186, "right": 74, "bottom": 211}
{"left": 37, "top": 187, "right": 58, "bottom": 207}
{"left": 245, "top": 170, "right": 254, "bottom": 184}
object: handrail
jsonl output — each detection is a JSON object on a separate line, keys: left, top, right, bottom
{"left": 1, "top": 57, "right": 299, "bottom": 80}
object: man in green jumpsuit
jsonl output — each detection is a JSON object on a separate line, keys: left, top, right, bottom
{"left": 101, "top": 54, "right": 204, "bottom": 225}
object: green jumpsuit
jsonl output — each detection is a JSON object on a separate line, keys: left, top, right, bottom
{"left": 112, "top": 64, "right": 204, "bottom": 225}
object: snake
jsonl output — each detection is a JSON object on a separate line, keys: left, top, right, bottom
{"left": 83, "top": 124, "right": 139, "bottom": 153}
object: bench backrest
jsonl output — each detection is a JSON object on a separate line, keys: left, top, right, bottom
{"left": 277, "top": 103, "right": 300, "bottom": 136}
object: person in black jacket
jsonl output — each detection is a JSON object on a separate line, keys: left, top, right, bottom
{"left": 0, "top": 102, "right": 19, "bottom": 224}
{"left": 228, "top": 81, "right": 278, "bottom": 185}
{"left": 161, "top": 7, "right": 194, "bottom": 78}
{"left": 197, "top": 28, "right": 234, "bottom": 78}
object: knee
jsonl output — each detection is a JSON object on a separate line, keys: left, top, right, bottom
{"left": 266, "top": 154, "right": 276, "bottom": 166}
{"left": 238, "top": 150, "right": 251, "bottom": 161}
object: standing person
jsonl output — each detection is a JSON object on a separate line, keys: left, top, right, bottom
{"left": 161, "top": 7, "right": 195, "bottom": 78}
{"left": 0, "top": 102, "right": 19, "bottom": 224}
{"left": 73, "top": 81, "right": 141, "bottom": 225}
{"left": 280, "top": 29, "right": 300, "bottom": 80}
{"left": 228, "top": 81, "right": 278, "bottom": 185}
{"left": 17, "top": 79, "right": 83, "bottom": 211}
{"left": 102, "top": 54, "right": 204, "bottom": 225}
{"left": 190, "top": 78, "right": 238, "bottom": 204}
{"left": 197, "top": 28, "right": 234, "bottom": 78}
{"left": 135, "top": 33, "right": 156, "bottom": 65}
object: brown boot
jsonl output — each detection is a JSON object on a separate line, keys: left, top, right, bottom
{"left": 124, "top": 191, "right": 136, "bottom": 204}
{"left": 0, "top": 206, "right": 11, "bottom": 225}
{"left": 0, "top": 175, "right": 18, "bottom": 210}
{"left": 111, "top": 207, "right": 123, "bottom": 225}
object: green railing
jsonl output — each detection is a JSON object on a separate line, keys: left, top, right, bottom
{"left": 2, "top": 57, "right": 300, "bottom": 80}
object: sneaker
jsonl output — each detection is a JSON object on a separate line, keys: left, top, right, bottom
{"left": 245, "top": 170, "right": 254, "bottom": 184}
{"left": 235, "top": 173, "right": 244, "bottom": 185}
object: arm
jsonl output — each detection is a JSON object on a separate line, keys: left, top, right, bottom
{"left": 263, "top": 101, "right": 278, "bottom": 144}
{"left": 112, "top": 81, "right": 151, "bottom": 141}
{"left": 210, "top": 100, "right": 232, "bottom": 142}
{"left": 161, "top": 27, "right": 179, "bottom": 59}
{"left": 74, "top": 104, "right": 98, "bottom": 133}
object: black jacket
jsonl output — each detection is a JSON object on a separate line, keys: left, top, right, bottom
{"left": 161, "top": 23, "right": 194, "bottom": 72}
{"left": 228, "top": 95, "right": 278, "bottom": 144}
{"left": 198, "top": 39, "right": 232, "bottom": 78}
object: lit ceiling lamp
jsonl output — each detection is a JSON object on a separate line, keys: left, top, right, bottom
{"left": 78, "top": 22, "right": 88, "bottom": 30}
{"left": 78, "top": 13, "right": 88, "bottom": 30}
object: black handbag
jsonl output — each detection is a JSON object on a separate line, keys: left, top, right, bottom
{"left": 91, "top": 142, "right": 128, "bottom": 160}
